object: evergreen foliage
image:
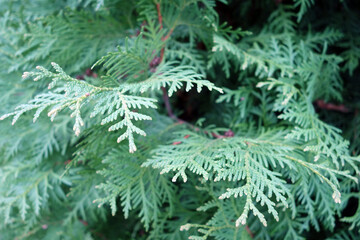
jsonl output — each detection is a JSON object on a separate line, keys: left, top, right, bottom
{"left": 0, "top": 0, "right": 360, "bottom": 239}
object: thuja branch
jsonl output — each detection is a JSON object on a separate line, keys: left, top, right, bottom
{"left": 155, "top": 2, "right": 178, "bottom": 123}
{"left": 156, "top": 2, "right": 175, "bottom": 62}
{"left": 155, "top": 2, "right": 230, "bottom": 140}
{"left": 0, "top": 63, "right": 157, "bottom": 153}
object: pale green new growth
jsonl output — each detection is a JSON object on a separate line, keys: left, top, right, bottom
{"left": 1, "top": 34, "right": 220, "bottom": 153}
{"left": 0, "top": 62, "right": 158, "bottom": 152}
{"left": 144, "top": 128, "right": 355, "bottom": 227}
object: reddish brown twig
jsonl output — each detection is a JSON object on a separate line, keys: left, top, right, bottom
{"left": 315, "top": 99, "right": 350, "bottom": 113}
{"left": 156, "top": 3, "right": 163, "bottom": 30}
{"left": 156, "top": 3, "right": 177, "bottom": 121}
{"left": 156, "top": 3, "right": 233, "bottom": 143}
{"left": 156, "top": 3, "right": 174, "bottom": 62}
{"left": 211, "top": 129, "right": 234, "bottom": 138}
{"left": 157, "top": 3, "right": 166, "bottom": 62}
{"left": 76, "top": 68, "right": 98, "bottom": 80}
{"left": 161, "top": 86, "right": 181, "bottom": 122}
{"left": 163, "top": 28, "right": 174, "bottom": 41}
{"left": 64, "top": 159, "right": 72, "bottom": 165}
{"left": 246, "top": 225, "right": 254, "bottom": 238}
{"left": 79, "top": 219, "right": 88, "bottom": 226}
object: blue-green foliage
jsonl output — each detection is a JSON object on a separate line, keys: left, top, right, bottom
{"left": 0, "top": 0, "right": 360, "bottom": 239}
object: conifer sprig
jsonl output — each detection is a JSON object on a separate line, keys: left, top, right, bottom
{"left": 0, "top": 62, "right": 157, "bottom": 152}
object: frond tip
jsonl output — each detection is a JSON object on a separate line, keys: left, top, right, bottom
{"left": 332, "top": 190, "right": 341, "bottom": 204}
{"left": 0, "top": 63, "right": 157, "bottom": 153}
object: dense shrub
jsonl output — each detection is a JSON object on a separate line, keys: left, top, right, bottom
{"left": 0, "top": 0, "right": 360, "bottom": 239}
